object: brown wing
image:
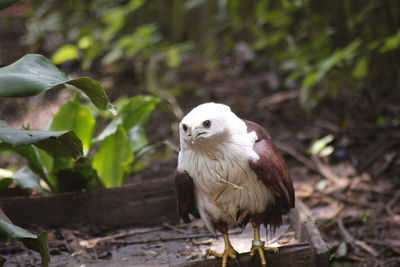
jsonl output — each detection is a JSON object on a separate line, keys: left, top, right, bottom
{"left": 244, "top": 120, "right": 295, "bottom": 227}
{"left": 174, "top": 170, "right": 200, "bottom": 223}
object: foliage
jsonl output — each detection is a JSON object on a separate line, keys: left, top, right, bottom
{"left": 0, "top": 54, "right": 114, "bottom": 112}
{"left": 19, "top": 0, "right": 399, "bottom": 110}
{"left": 1, "top": 96, "right": 159, "bottom": 192}
{"left": 0, "top": 122, "right": 82, "bottom": 159}
{"left": 0, "top": 55, "right": 159, "bottom": 193}
{"left": 0, "top": 219, "right": 50, "bottom": 267}
{"left": 308, "top": 134, "right": 335, "bottom": 158}
{"left": 0, "top": 0, "right": 17, "bottom": 10}
{"left": 93, "top": 125, "right": 133, "bottom": 187}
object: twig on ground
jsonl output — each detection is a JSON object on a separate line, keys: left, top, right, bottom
{"left": 277, "top": 141, "right": 352, "bottom": 195}
{"left": 337, "top": 217, "right": 378, "bottom": 257}
{"left": 275, "top": 142, "right": 318, "bottom": 173}
{"left": 315, "top": 119, "right": 341, "bottom": 133}
{"left": 163, "top": 222, "right": 190, "bottom": 234}
{"left": 257, "top": 90, "right": 299, "bottom": 108}
{"left": 191, "top": 238, "right": 213, "bottom": 245}
{"left": 372, "top": 151, "right": 398, "bottom": 177}
{"left": 385, "top": 190, "right": 400, "bottom": 221}
{"left": 277, "top": 142, "right": 351, "bottom": 192}
{"left": 359, "top": 141, "right": 394, "bottom": 173}
{"left": 79, "top": 226, "right": 164, "bottom": 248}
{"left": 329, "top": 192, "right": 374, "bottom": 209}
{"left": 312, "top": 157, "right": 349, "bottom": 185}
{"left": 110, "top": 230, "right": 243, "bottom": 245}
{"left": 364, "top": 239, "right": 400, "bottom": 254}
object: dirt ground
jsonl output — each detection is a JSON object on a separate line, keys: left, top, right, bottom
{"left": 1, "top": 221, "right": 293, "bottom": 267}
{"left": 1, "top": 52, "right": 400, "bottom": 266}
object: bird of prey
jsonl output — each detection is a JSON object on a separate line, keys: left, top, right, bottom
{"left": 174, "top": 103, "right": 295, "bottom": 267}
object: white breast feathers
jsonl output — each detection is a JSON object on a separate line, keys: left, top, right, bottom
{"left": 178, "top": 131, "right": 275, "bottom": 233}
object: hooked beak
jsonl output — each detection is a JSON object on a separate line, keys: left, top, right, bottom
{"left": 189, "top": 124, "right": 204, "bottom": 144}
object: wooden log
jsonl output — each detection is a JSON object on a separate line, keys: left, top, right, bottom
{"left": 289, "top": 199, "right": 331, "bottom": 267}
{"left": 0, "top": 178, "right": 178, "bottom": 228}
{"left": 175, "top": 243, "right": 313, "bottom": 267}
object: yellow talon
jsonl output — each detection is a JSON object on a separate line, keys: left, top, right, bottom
{"left": 250, "top": 225, "right": 279, "bottom": 266}
{"left": 264, "top": 246, "right": 278, "bottom": 253}
{"left": 250, "top": 244, "right": 279, "bottom": 266}
{"left": 206, "top": 233, "right": 238, "bottom": 267}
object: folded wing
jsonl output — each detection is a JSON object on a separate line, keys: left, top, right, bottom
{"left": 245, "top": 120, "right": 295, "bottom": 227}
{"left": 174, "top": 170, "right": 200, "bottom": 222}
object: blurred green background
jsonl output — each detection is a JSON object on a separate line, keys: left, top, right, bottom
{"left": 1, "top": 0, "right": 399, "bottom": 110}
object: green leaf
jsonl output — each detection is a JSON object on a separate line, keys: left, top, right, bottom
{"left": 0, "top": 54, "right": 113, "bottom": 112}
{"left": 93, "top": 125, "right": 133, "bottom": 187}
{"left": 0, "top": 220, "right": 50, "bottom": 267}
{"left": 0, "top": 0, "right": 18, "bottom": 10}
{"left": 380, "top": 30, "right": 400, "bottom": 53}
{"left": 13, "top": 145, "right": 48, "bottom": 177}
{"left": 51, "top": 44, "right": 79, "bottom": 65}
{"left": 0, "top": 144, "right": 50, "bottom": 184}
{"left": 308, "top": 134, "right": 334, "bottom": 155}
{"left": 128, "top": 124, "right": 149, "bottom": 151}
{"left": 67, "top": 78, "right": 116, "bottom": 113}
{"left": 23, "top": 232, "right": 50, "bottom": 267}
{"left": 9, "top": 166, "right": 45, "bottom": 193}
{"left": 78, "top": 35, "right": 94, "bottom": 50}
{"left": 0, "top": 177, "right": 13, "bottom": 191}
{"left": 352, "top": 57, "right": 368, "bottom": 79}
{"left": 166, "top": 46, "right": 182, "bottom": 68}
{"left": 96, "top": 95, "right": 159, "bottom": 145}
{"left": 120, "top": 95, "right": 159, "bottom": 131}
{"left": 0, "top": 122, "right": 83, "bottom": 159}
{"left": 50, "top": 100, "right": 95, "bottom": 151}
{"left": 0, "top": 219, "right": 36, "bottom": 240}
{"left": 0, "top": 54, "right": 69, "bottom": 97}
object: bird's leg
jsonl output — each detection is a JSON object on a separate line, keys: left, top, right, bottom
{"left": 250, "top": 224, "right": 278, "bottom": 266}
{"left": 207, "top": 232, "right": 238, "bottom": 267}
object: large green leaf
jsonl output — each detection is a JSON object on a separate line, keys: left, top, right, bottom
{"left": 23, "top": 232, "right": 50, "bottom": 267}
{"left": 0, "top": 219, "right": 36, "bottom": 240}
{"left": 0, "top": 0, "right": 18, "bottom": 10}
{"left": 120, "top": 95, "right": 159, "bottom": 130}
{"left": 0, "top": 143, "right": 50, "bottom": 187}
{"left": 128, "top": 123, "right": 149, "bottom": 151}
{"left": 67, "top": 78, "right": 115, "bottom": 112}
{"left": 12, "top": 145, "right": 48, "bottom": 178}
{"left": 0, "top": 177, "right": 13, "bottom": 191}
{"left": 0, "top": 220, "right": 50, "bottom": 267}
{"left": 96, "top": 95, "right": 159, "bottom": 149}
{"left": 0, "top": 54, "right": 114, "bottom": 112}
{"left": 50, "top": 99, "right": 95, "bottom": 151}
{"left": 0, "top": 123, "right": 82, "bottom": 159}
{"left": 93, "top": 125, "right": 133, "bottom": 187}
{"left": 8, "top": 166, "right": 45, "bottom": 193}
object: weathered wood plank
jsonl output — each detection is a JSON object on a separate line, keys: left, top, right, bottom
{"left": 289, "top": 199, "right": 331, "bottom": 267}
{"left": 175, "top": 243, "right": 313, "bottom": 267}
{"left": 0, "top": 178, "right": 178, "bottom": 227}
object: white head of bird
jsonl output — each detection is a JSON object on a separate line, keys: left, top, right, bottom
{"left": 179, "top": 102, "right": 247, "bottom": 147}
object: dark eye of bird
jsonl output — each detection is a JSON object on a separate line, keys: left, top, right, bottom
{"left": 182, "top": 124, "right": 188, "bottom": 132}
{"left": 203, "top": 120, "right": 211, "bottom": 128}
